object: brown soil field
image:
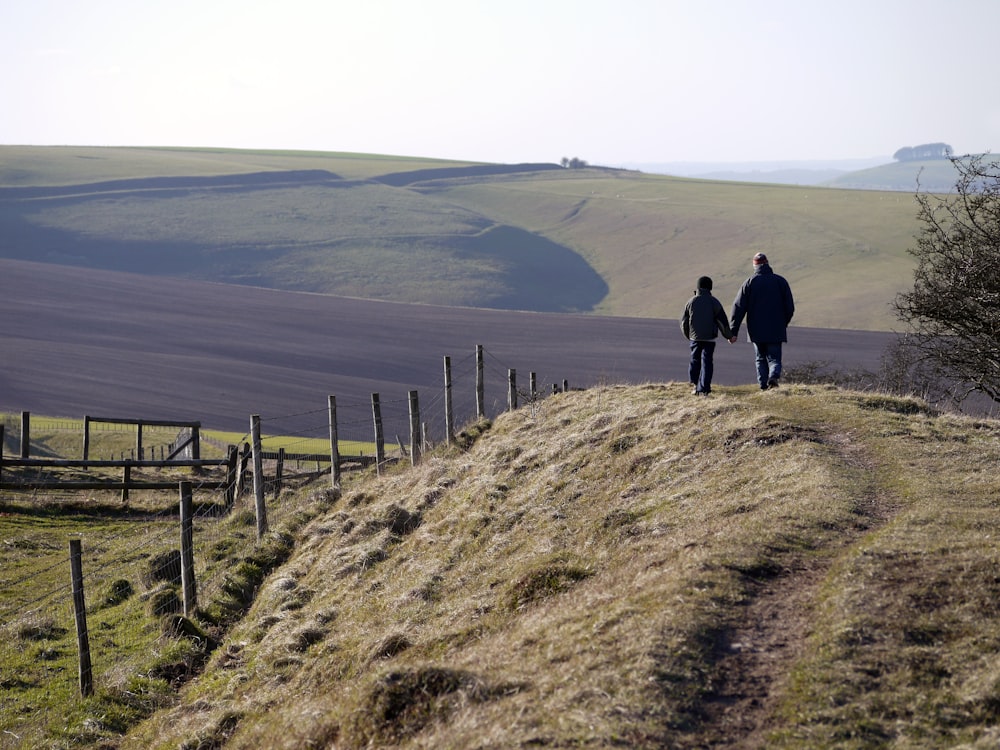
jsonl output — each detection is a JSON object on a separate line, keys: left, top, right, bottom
{"left": 0, "top": 259, "right": 895, "bottom": 437}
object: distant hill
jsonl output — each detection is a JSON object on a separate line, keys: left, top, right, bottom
{"left": 624, "top": 157, "right": 891, "bottom": 186}
{"left": 0, "top": 146, "right": 928, "bottom": 330}
{"left": 824, "top": 157, "right": 970, "bottom": 192}
{"left": 624, "top": 156, "right": 979, "bottom": 192}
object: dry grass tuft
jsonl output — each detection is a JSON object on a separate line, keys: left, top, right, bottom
{"left": 341, "top": 666, "right": 510, "bottom": 748}
{"left": 499, "top": 556, "right": 594, "bottom": 612}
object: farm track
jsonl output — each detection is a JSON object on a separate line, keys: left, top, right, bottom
{"left": 697, "top": 419, "right": 895, "bottom": 747}
{"left": 1, "top": 259, "right": 896, "bottom": 434}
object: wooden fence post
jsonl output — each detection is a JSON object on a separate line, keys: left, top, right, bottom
{"left": 121, "top": 461, "right": 131, "bottom": 503}
{"left": 371, "top": 393, "right": 385, "bottom": 475}
{"left": 189, "top": 425, "right": 202, "bottom": 475}
{"left": 476, "top": 345, "right": 485, "bottom": 420}
{"left": 225, "top": 444, "right": 238, "bottom": 507}
{"left": 179, "top": 481, "right": 197, "bottom": 616}
{"left": 328, "top": 395, "right": 341, "bottom": 490}
{"left": 444, "top": 355, "right": 454, "bottom": 446}
{"left": 0, "top": 425, "right": 4, "bottom": 484}
{"left": 508, "top": 369, "right": 517, "bottom": 410}
{"left": 275, "top": 448, "right": 285, "bottom": 497}
{"left": 235, "top": 442, "right": 251, "bottom": 498}
{"left": 251, "top": 416, "right": 268, "bottom": 539}
{"left": 69, "top": 539, "right": 94, "bottom": 697}
{"left": 530, "top": 372, "right": 537, "bottom": 402}
{"left": 20, "top": 411, "right": 29, "bottom": 459}
{"left": 82, "top": 416, "right": 91, "bottom": 465}
{"left": 408, "top": 390, "right": 421, "bottom": 466}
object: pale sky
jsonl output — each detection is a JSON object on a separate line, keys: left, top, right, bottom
{"left": 3, "top": 0, "right": 998, "bottom": 166}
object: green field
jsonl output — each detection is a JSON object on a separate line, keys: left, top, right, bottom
{"left": 1, "top": 414, "right": 372, "bottom": 461}
{"left": 0, "top": 414, "right": 350, "bottom": 749}
{"left": 0, "top": 145, "right": 960, "bottom": 331}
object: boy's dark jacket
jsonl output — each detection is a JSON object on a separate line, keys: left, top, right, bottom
{"left": 681, "top": 289, "right": 733, "bottom": 341}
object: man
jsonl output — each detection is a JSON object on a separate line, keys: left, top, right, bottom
{"left": 730, "top": 253, "right": 795, "bottom": 390}
{"left": 680, "top": 275, "right": 734, "bottom": 395}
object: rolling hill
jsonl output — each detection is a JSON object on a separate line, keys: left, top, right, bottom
{"left": 824, "top": 157, "right": 969, "bottom": 192}
{"left": 0, "top": 145, "right": 942, "bottom": 331}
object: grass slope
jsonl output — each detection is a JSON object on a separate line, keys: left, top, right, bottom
{"left": 825, "top": 158, "right": 970, "bottom": 192}
{"left": 104, "top": 383, "right": 1000, "bottom": 749}
{"left": 426, "top": 170, "right": 919, "bottom": 328}
{"left": 0, "top": 146, "right": 935, "bottom": 330}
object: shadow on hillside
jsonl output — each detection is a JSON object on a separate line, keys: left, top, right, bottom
{"left": 0, "top": 170, "right": 608, "bottom": 313}
{"left": 0, "top": 170, "right": 347, "bottom": 201}
{"left": 0, "top": 208, "right": 240, "bottom": 275}
{"left": 373, "top": 163, "right": 563, "bottom": 187}
{"left": 442, "top": 225, "right": 608, "bottom": 312}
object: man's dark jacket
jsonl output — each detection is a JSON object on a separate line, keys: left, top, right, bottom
{"left": 730, "top": 264, "right": 794, "bottom": 343}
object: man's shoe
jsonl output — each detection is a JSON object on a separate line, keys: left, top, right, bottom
{"left": 767, "top": 378, "right": 780, "bottom": 389}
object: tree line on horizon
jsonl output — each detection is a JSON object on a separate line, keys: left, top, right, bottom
{"left": 893, "top": 142, "right": 953, "bottom": 161}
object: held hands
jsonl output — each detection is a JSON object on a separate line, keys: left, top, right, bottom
{"left": 728, "top": 336, "right": 737, "bottom": 344}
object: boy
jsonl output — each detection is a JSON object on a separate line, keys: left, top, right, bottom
{"left": 680, "top": 276, "right": 735, "bottom": 395}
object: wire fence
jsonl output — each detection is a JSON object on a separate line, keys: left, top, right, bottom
{"left": 0, "top": 345, "right": 573, "bottom": 742}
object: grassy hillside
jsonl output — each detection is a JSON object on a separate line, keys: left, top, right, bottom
{"left": 0, "top": 145, "right": 484, "bottom": 185}
{"left": 0, "top": 146, "right": 946, "bottom": 329}
{"left": 425, "top": 170, "right": 920, "bottom": 328}
{"left": 825, "top": 157, "right": 968, "bottom": 192}
{"left": 74, "top": 383, "right": 998, "bottom": 749}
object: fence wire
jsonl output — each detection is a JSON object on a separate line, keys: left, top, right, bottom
{"left": 0, "top": 345, "right": 569, "bottom": 743}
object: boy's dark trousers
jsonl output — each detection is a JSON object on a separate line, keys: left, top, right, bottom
{"left": 689, "top": 340, "right": 716, "bottom": 394}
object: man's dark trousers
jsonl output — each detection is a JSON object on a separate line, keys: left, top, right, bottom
{"left": 753, "top": 342, "right": 783, "bottom": 388}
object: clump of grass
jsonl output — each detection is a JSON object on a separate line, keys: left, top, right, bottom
{"left": 500, "top": 559, "right": 594, "bottom": 612}
{"left": 368, "top": 633, "right": 412, "bottom": 662}
{"left": 147, "top": 586, "right": 183, "bottom": 617}
{"left": 341, "top": 667, "right": 496, "bottom": 748}
{"left": 15, "top": 616, "right": 66, "bottom": 641}
{"left": 144, "top": 550, "right": 182, "bottom": 587}
{"left": 449, "top": 419, "right": 492, "bottom": 452}
{"left": 177, "top": 710, "right": 243, "bottom": 750}
{"left": 103, "top": 578, "right": 134, "bottom": 607}
{"left": 858, "top": 393, "right": 938, "bottom": 415}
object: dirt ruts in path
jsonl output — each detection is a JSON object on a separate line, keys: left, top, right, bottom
{"left": 697, "top": 426, "right": 893, "bottom": 748}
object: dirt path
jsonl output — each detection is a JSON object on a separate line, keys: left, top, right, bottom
{"left": 697, "top": 426, "right": 894, "bottom": 748}
{"left": 701, "top": 562, "right": 827, "bottom": 747}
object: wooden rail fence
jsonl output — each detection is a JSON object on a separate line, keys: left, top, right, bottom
{"left": 2, "top": 344, "right": 577, "bottom": 700}
{"left": 0, "top": 345, "right": 573, "bottom": 500}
